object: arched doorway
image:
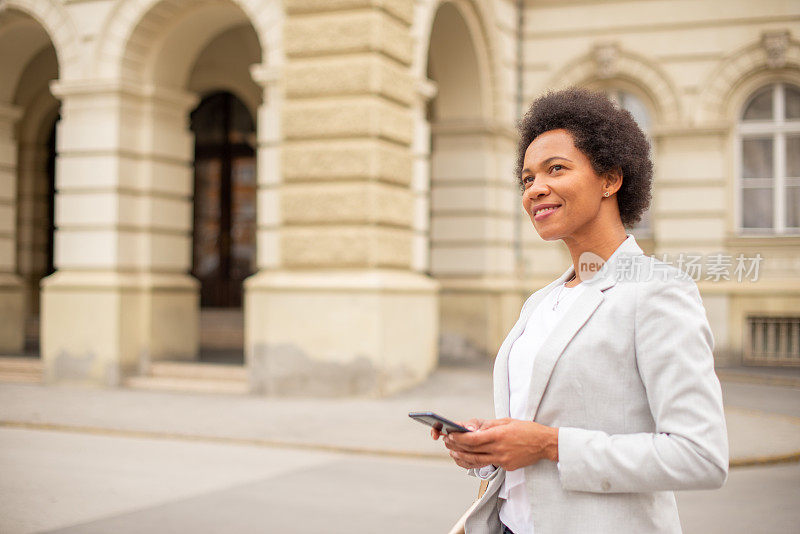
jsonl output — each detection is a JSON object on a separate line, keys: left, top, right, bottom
{"left": 114, "top": 1, "right": 263, "bottom": 375}
{"left": 425, "top": 2, "right": 517, "bottom": 364}
{"left": 185, "top": 18, "right": 262, "bottom": 366}
{"left": 191, "top": 92, "right": 257, "bottom": 309}
{"left": 190, "top": 91, "right": 257, "bottom": 364}
{"left": 0, "top": 9, "right": 59, "bottom": 369}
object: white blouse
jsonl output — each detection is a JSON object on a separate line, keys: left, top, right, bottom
{"left": 498, "top": 278, "right": 587, "bottom": 534}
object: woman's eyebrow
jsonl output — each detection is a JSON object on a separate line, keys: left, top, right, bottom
{"left": 522, "top": 156, "right": 573, "bottom": 175}
{"left": 541, "top": 156, "right": 573, "bottom": 166}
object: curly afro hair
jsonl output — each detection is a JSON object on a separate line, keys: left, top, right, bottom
{"left": 515, "top": 87, "right": 653, "bottom": 228}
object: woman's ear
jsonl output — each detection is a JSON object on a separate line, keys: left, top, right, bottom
{"left": 603, "top": 168, "right": 623, "bottom": 195}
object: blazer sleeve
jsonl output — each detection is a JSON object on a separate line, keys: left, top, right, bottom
{"left": 556, "top": 274, "right": 729, "bottom": 493}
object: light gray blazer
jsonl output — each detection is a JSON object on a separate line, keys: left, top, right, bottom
{"left": 465, "top": 234, "right": 729, "bottom": 534}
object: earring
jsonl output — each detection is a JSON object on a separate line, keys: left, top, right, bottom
{"left": 603, "top": 191, "right": 610, "bottom": 197}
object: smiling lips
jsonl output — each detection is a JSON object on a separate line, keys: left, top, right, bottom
{"left": 533, "top": 204, "right": 561, "bottom": 221}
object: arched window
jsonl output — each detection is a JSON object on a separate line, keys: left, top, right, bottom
{"left": 606, "top": 89, "right": 653, "bottom": 235}
{"left": 737, "top": 83, "right": 800, "bottom": 234}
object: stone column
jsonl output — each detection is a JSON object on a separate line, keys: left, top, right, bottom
{"left": 411, "top": 78, "right": 437, "bottom": 273}
{"left": 41, "top": 81, "right": 199, "bottom": 385}
{"left": 0, "top": 103, "right": 25, "bottom": 354}
{"left": 244, "top": 0, "right": 439, "bottom": 397}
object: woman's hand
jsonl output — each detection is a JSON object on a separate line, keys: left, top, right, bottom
{"left": 442, "top": 418, "right": 559, "bottom": 471}
{"left": 430, "top": 418, "right": 491, "bottom": 441}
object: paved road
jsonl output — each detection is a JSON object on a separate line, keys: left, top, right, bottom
{"left": 0, "top": 372, "right": 798, "bottom": 533}
{"left": 1, "top": 426, "right": 798, "bottom": 534}
{"left": 0, "top": 427, "right": 475, "bottom": 534}
{"left": 677, "top": 462, "right": 800, "bottom": 534}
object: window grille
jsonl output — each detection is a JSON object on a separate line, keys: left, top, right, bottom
{"left": 744, "top": 316, "right": 800, "bottom": 365}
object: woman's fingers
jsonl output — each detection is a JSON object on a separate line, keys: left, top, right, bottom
{"left": 445, "top": 425, "right": 502, "bottom": 452}
{"left": 450, "top": 449, "right": 492, "bottom": 469}
{"left": 449, "top": 449, "right": 475, "bottom": 469}
{"left": 443, "top": 439, "right": 471, "bottom": 452}
{"left": 461, "top": 418, "right": 484, "bottom": 431}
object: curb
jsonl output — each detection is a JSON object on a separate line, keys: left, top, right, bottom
{"left": 717, "top": 370, "right": 800, "bottom": 389}
{"left": 0, "top": 420, "right": 449, "bottom": 462}
{"left": 2, "top": 419, "right": 799, "bottom": 469}
{"left": 724, "top": 406, "right": 800, "bottom": 467}
{"left": 729, "top": 451, "right": 800, "bottom": 468}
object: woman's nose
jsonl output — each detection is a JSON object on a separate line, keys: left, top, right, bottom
{"left": 525, "top": 182, "right": 549, "bottom": 201}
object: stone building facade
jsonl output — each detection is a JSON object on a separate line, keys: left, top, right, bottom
{"left": 0, "top": 0, "right": 798, "bottom": 395}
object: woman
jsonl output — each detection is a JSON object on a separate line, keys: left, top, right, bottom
{"left": 432, "top": 87, "right": 728, "bottom": 534}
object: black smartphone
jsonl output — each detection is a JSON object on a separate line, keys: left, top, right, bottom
{"left": 408, "top": 411, "right": 471, "bottom": 434}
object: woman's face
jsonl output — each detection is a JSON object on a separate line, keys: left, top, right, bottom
{"left": 521, "top": 129, "right": 610, "bottom": 242}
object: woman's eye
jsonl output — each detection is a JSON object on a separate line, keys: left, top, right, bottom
{"left": 550, "top": 164, "right": 564, "bottom": 173}
{"left": 522, "top": 175, "right": 534, "bottom": 185}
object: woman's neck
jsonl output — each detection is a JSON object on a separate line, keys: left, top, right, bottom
{"left": 563, "top": 223, "right": 628, "bottom": 285}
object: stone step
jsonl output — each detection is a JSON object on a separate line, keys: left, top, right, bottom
{"left": 200, "top": 309, "right": 244, "bottom": 349}
{"left": 148, "top": 361, "right": 247, "bottom": 382}
{"left": 0, "top": 356, "right": 43, "bottom": 384}
{"left": 0, "top": 370, "right": 42, "bottom": 384}
{"left": 126, "top": 360, "right": 248, "bottom": 395}
{"left": 0, "top": 357, "right": 43, "bottom": 373}
{"left": 123, "top": 375, "right": 248, "bottom": 395}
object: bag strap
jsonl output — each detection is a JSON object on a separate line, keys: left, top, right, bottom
{"left": 478, "top": 478, "right": 489, "bottom": 499}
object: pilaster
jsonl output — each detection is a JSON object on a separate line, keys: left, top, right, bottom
{"left": 245, "top": 0, "right": 439, "bottom": 396}
{"left": 40, "top": 80, "right": 199, "bottom": 385}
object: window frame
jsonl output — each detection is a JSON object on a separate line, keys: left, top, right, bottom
{"left": 736, "top": 82, "right": 800, "bottom": 236}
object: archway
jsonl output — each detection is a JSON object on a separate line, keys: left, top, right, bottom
{"left": 189, "top": 90, "right": 258, "bottom": 364}
{"left": 0, "top": 8, "right": 59, "bottom": 361}
{"left": 425, "top": 2, "right": 517, "bottom": 363}
{"left": 125, "top": 2, "right": 263, "bottom": 368}
{"left": 187, "top": 20, "right": 261, "bottom": 365}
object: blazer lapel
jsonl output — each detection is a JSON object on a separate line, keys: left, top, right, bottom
{"left": 523, "top": 234, "right": 644, "bottom": 421}
{"left": 493, "top": 268, "right": 575, "bottom": 418}
{"left": 524, "top": 282, "right": 610, "bottom": 421}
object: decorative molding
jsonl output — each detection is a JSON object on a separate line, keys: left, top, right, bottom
{"left": 762, "top": 30, "right": 790, "bottom": 69}
{"left": 93, "top": 0, "right": 283, "bottom": 81}
{"left": 249, "top": 64, "right": 281, "bottom": 87}
{"left": 593, "top": 42, "right": 619, "bottom": 79}
{"left": 415, "top": 77, "right": 438, "bottom": 101}
{"left": 549, "top": 45, "right": 681, "bottom": 124}
{"left": 49, "top": 79, "right": 197, "bottom": 109}
{"left": 697, "top": 31, "right": 800, "bottom": 123}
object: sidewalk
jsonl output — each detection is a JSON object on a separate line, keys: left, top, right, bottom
{"left": 0, "top": 365, "right": 798, "bottom": 467}
{"left": 715, "top": 364, "right": 800, "bottom": 388}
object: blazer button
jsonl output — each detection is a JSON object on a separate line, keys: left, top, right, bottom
{"left": 601, "top": 480, "right": 611, "bottom": 492}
